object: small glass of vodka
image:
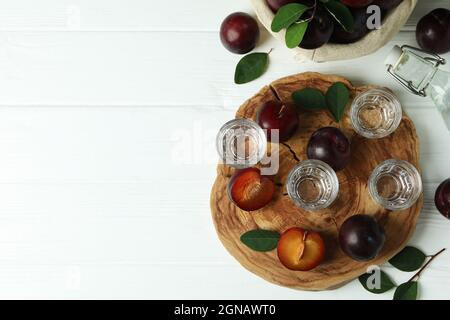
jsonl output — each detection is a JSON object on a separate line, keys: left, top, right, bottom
{"left": 350, "top": 88, "right": 403, "bottom": 139}
{"left": 369, "top": 159, "right": 422, "bottom": 211}
{"left": 286, "top": 159, "right": 339, "bottom": 211}
{"left": 216, "top": 118, "right": 267, "bottom": 169}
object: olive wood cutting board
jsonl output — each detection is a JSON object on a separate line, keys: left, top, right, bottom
{"left": 210, "top": 72, "right": 422, "bottom": 291}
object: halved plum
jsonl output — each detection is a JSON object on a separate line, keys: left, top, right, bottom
{"left": 228, "top": 168, "right": 275, "bottom": 211}
{"left": 277, "top": 227, "right": 326, "bottom": 271}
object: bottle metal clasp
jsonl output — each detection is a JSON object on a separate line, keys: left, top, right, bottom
{"left": 387, "top": 45, "right": 446, "bottom": 97}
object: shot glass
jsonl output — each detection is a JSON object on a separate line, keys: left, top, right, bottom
{"left": 216, "top": 118, "right": 267, "bottom": 169}
{"left": 286, "top": 159, "right": 339, "bottom": 211}
{"left": 369, "top": 159, "right": 422, "bottom": 211}
{"left": 350, "top": 88, "right": 403, "bottom": 139}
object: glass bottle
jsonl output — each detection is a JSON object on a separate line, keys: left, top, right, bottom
{"left": 385, "top": 45, "right": 450, "bottom": 130}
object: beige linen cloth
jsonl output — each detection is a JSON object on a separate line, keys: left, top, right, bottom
{"left": 251, "top": 0, "right": 418, "bottom": 62}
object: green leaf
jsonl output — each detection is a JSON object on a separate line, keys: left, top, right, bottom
{"left": 271, "top": 3, "right": 310, "bottom": 33}
{"left": 234, "top": 52, "right": 269, "bottom": 85}
{"left": 292, "top": 88, "right": 327, "bottom": 110}
{"left": 240, "top": 229, "right": 280, "bottom": 252}
{"left": 393, "top": 281, "right": 418, "bottom": 300}
{"left": 285, "top": 21, "right": 309, "bottom": 49}
{"left": 389, "top": 246, "right": 427, "bottom": 272}
{"left": 359, "top": 270, "right": 396, "bottom": 294}
{"left": 323, "top": 0, "right": 354, "bottom": 32}
{"left": 325, "top": 82, "right": 350, "bottom": 122}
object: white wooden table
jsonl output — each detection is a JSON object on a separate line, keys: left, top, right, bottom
{"left": 0, "top": 0, "right": 449, "bottom": 300}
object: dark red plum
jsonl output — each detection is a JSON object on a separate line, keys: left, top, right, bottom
{"left": 307, "top": 127, "right": 351, "bottom": 171}
{"left": 435, "top": 178, "right": 450, "bottom": 219}
{"left": 299, "top": 7, "right": 334, "bottom": 49}
{"left": 416, "top": 8, "right": 450, "bottom": 54}
{"left": 257, "top": 100, "right": 299, "bottom": 142}
{"left": 339, "top": 215, "right": 385, "bottom": 261}
{"left": 331, "top": 7, "right": 370, "bottom": 44}
{"left": 341, "top": 0, "right": 374, "bottom": 8}
{"left": 220, "top": 12, "right": 260, "bottom": 54}
{"left": 372, "top": 0, "right": 403, "bottom": 10}
{"left": 266, "top": 0, "right": 304, "bottom": 13}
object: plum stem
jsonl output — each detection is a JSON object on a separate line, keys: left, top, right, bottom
{"left": 311, "top": 0, "right": 318, "bottom": 20}
{"left": 267, "top": 48, "right": 274, "bottom": 55}
{"left": 277, "top": 104, "right": 286, "bottom": 118}
{"left": 302, "top": 0, "right": 318, "bottom": 23}
{"left": 408, "top": 248, "right": 446, "bottom": 282}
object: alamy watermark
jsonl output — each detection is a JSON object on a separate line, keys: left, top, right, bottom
{"left": 171, "top": 122, "right": 281, "bottom": 175}
{"left": 363, "top": 265, "right": 383, "bottom": 290}
{"left": 367, "top": 5, "right": 382, "bottom": 30}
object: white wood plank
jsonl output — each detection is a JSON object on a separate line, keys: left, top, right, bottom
{"left": 0, "top": 0, "right": 247, "bottom": 32}
{"left": 0, "top": 30, "right": 449, "bottom": 108}
{"left": 0, "top": 107, "right": 230, "bottom": 181}
{"left": 0, "top": 257, "right": 448, "bottom": 299}
{"left": 0, "top": 0, "right": 447, "bottom": 31}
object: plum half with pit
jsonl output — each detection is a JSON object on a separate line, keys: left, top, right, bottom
{"left": 339, "top": 214, "right": 385, "bottom": 261}
{"left": 299, "top": 7, "right": 335, "bottom": 50}
{"left": 257, "top": 100, "right": 299, "bottom": 142}
{"left": 435, "top": 178, "right": 450, "bottom": 219}
{"left": 307, "top": 127, "right": 351, "bottom": 171}
{"left": 220, "top": 12, "right": 260, "bottom": 54}
{"left": 277, "top": 227, "right": 325, "bottom": 271}
{"left": 416, "top": 8, "right": 450, "bottom": 54}
{"left": 331, "top": 7, "right": 370, "bottom": 44}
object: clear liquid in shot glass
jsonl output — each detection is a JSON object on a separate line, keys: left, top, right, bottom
{"left": 287, "top": 159, "right": 339, "bottom": 211}
{"left": 369, "top": 159, "right": 422, "bottom": 211}
{"left": 350, "top": 88, "right": 402, "bottom": 139}
{"left": 216, "top": 119, "right": 267, "bottom": 169}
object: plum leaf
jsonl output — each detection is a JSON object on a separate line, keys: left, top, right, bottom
{"left": 292, "top": 88, "right": 327, "bottom": 110}
{"left": 234, "top": 52, "right": 269, "bottom": 85}
{"left": 325, "top": 82, "right": 350, "bottom": 122}
{"left": 359, "top": 270, "right": 396, "bottom": 294}
{"left": 271, "top": 3, "right": 310, "bottom": 33}
{"left": 285, "top": 21, "right": 309, "bottom": 48}
{"left": 240, "top": 229, "right": 280, "bottom": 252}
{"left": 323, "top": 0, "right": 355, "bottom": 32}
{"left": 393, "top": 281, "right": 418, "bottom": 300}
{"left": 389, "top": 246, "right": 427, "bottom": 272}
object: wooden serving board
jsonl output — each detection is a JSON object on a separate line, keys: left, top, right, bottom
{"left": 210, "top": 72, "right": 423, "bottom": 291}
